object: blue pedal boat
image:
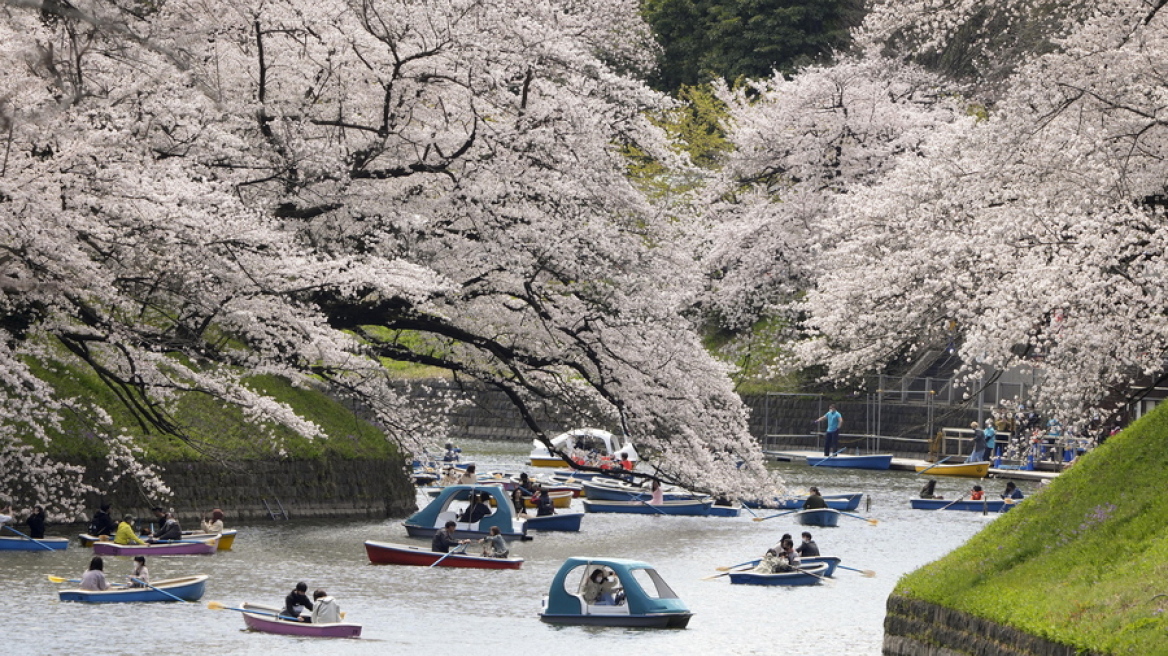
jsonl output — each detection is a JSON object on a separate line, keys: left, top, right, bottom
{"left": 539, "top": 557, "right": 692, "bottom": 628}
{"left": 0, "top": 536, "right": 69, "bottom": 551}
{"left": 58, "top": 575, "right": 208, "bottom": 603}
{"left": 794, "top": 508, "right": 841, "bottom": 527}
{"left": 728, "top": 562, "right": 830, "bottom": 586}
{"left": 403, "top": 485, "right": 528, "bottom": 541}
{"left": 582, "top": 499, "right": 714, "bottom": 516}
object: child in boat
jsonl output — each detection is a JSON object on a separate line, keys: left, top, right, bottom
{"left": 479, "top": 525, "right": 509, "bottom": 558}
{"left": 969, "top": 485, "right": 985, "bottom": 500}
{"left": 128, "top": 555, "right": 149, "bottom": 587}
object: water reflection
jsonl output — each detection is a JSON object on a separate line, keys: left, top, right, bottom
{"left": 4, "top": 440, "right": 1033, "bottom": 655}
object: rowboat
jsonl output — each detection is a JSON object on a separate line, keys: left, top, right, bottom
{"left": 539, "top": 557, "right": 692, "bottom": 628}
{"left": 910, "top": 498, "right": 1018, "bottom": 512}
{"left": 806, "top": 453, "right": 893, "bottom": 470}
{"left": 913, "top": 461, "right": 991, "bottom": 478}
{"left": 93, "top": 536, "right": 218, "bottom": 556}
{"left": 582, "top": 499, "right": 714, "bottom": 516}
{"left": 728, "top": 562, "right": 831, "bottom": 586}
{"left": 794, "top": 508, "right": 841, "bottom": 527}
{"left": 403, "top": 485, "right": 528, "bottom": 541}
{"left": 708, "top": 505, "right": 741, "bottom": 518}
{"left": 530, "top": 427, "right": 638, "bottom": 469}
{"left": 58, "top": 575, "right": 208, "bottom": 603}
{"left": 239, "top": 602, "right": 362, "bottom": 638}
{"left": 523, "top": 512, "right": 584, "bottom": 532}
{"left": 80, "top": 529, "right": 236, "bottom": 550}
{"left": 0, "top": 536, "right": 69, "bottom": 551}
{"left": 364, "top": 540, "right": 524, "bottom": 569}
{"left": 747, "top": 492, "right": 863, "bottom": 512}
{"left": 579, "top": 479, "right": 694, "bottom": 502}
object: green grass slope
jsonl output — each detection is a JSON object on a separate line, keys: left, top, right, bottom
{"left": 894, "top": 405, "right": 1168, "bottom": 654}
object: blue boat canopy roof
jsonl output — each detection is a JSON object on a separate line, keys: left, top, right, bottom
{"left": 542, "top": 557, "right": 690, "bottom": 618}
{"left": 405, "top": 484, "right": 519, "bottom": 532}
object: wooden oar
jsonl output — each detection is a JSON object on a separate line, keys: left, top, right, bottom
{"left": 429, "top": 543, "right": 468, "bottom": 568}
{"left": 916, "top": 455, "right": 953, "bottom": 476}
{"left": 715, "top": 559, "right": 761, "bottom": 572}
{"left": 839, "top": 512, "right": 879, "bottom": 526}
{"left": 809, "top": 448, "right": 846, "bottom": 466}
{"left": 2, "top": 525, "right": 57, "bottom": 551}
{"left": 132, "top": 577, "right": 189, "bottom": 603}
{"left": 836, "top": 564, "right": 877, "bottom": 578}
{"left": 207, "top": 601, "right": 299, "bottom": 621}
{"left": 934, "top": 494, "right": 968, "bottom": 511}
{"left": 751, "top": 509, "right": 797, "bottom": 522}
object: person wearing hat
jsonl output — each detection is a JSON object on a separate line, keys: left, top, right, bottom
{"left": 201, "top": 508, "right": 225, "bottom": 533}
{"left": 966, "top": 421, "right": 988, "bottom": 463}
{"left": 115, "top": 514, "right": 146, "bottom": 545}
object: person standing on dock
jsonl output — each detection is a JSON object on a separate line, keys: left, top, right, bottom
{"left": 815, "top": 405, "right": 843, "bottom": 456}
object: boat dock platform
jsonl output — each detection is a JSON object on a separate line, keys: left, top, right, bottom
{"left": 763, "top": 450, "right": 1059, "bottom": 482}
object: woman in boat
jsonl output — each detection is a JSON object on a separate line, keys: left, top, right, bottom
{"left": 459, "top": 492, "right": 492, "bottom": 524}
{"left": 1001, "top": 481, "right": 1024, "bottom": 500}
{"left": 115, "top": 514, "right": 146, "bottom": 545}
{"left": 533, "top": 484, "right": 556, "bottom": 516}
{"left": 479, "top": 526, "right": 509, "bottom": 558}
{"left": 803, "top": 486, "right": 828, "bottom": 510}
{"left": 0, "top": 504, "right": 11, "bottom": 528}
{"left": 80, "top": 556, "right": 110, "bottom": 591}
{"left": 284, "top": 582, "right": 313, "bottom": 621}
{"left": 919, "top": 479, "right": 943, "bottom": 499}
{"left": 201, "top": 508, "right": 225, "bottom": 533}
{"left": 439, "top": 466, "right": 461, "bottom": 487}
{"left": 308, "top": 589, "right": 341, "bottom": 624}
{"left": 458, "top": 464, "right": 478, "bottom": 486}
{"left": 129, "top": 556, "right": 149, "bottom": 587}
{"left": 26, "top": 505, "right": 46, "bottom": 539}
{"left": 88, "top": 503, "right": 117, "bottom": 537}
{"left": 582, "top": 568, "right": 620, "bottom": 605}
{"left": 649, "top": 480, "right": 664, "bottom": 505}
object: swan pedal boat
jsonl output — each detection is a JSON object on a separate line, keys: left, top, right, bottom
{"left": 58, "top": 575, "right": 208, "bottom": 603}
{"left": 0, "top": 536, "right": 69, "bottom": 551}
{"left": 529, "top": 427, "right": 638, "bottom": 469}
{"left": 239, "top": 602, "right": 362, "bottom": 638}
{"left": 364, "top": 540, "right": 524, "bottom": 569}
{"left": 728, "top": 562, "right": 831, "bottom": 586}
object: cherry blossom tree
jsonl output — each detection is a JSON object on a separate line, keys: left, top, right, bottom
{"left": 0, "top": 0, "right": 778, "bottom": 513}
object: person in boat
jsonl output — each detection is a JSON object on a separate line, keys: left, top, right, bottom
{"left": 0, "top": 504, "right": 11, "bottom": 528}
{"left": 285, "top": 582, "right": 313, "bottom": 621}
{"left": 115, "top": 514, "right": 146, "bottom": 545}
{"left": 201, "top": 508, "right": 225, "bottom": 533}
{"left": 533, "top": 484, "right": 556, "bottom": 516}
{"left": 129, "top": 555, "right": 149, "bottom": 587}
{"left": 458, "top": 464, "right": 478, "bottom": 486}
{"left": 796, "top": 531, "right": 820, "bottom": 558}
{"left": 969, "top": 485, "right": 985, "bottom": 501}
{"left": 966, "top": 422, "right": 987, "bottom": 463}
{"left": 80, "top": 556, "right": 110, "bottom": 591}
{"left": 458, "top": 492, "right": 492, "bottom": 524}
{"left": 815, "top": 404, "right": 843, "bottom": 457}
{"left": 432, "top": 521, "right": 470, "bottom": 553}
{"left": 582, "top": 567, "right": 620, "bottom": 605}
{"left": 755, "top": 538, "right": 799, "bottom": 574}
{"left": 619, "top": 452, "right": 634, "bottom": 471}
{"left": 919, "top": 479, "right": 943, "bottom": 499}
{"left": 1001, "top": 481, "right": 1024, "bottom": 501}
{"left": 148, "top": 508, "right": 182, "bottom": 543}
{"left": 88, "top": 503, "right": 118, "bottom": 537}
{"left": 307, "top": 589, "right": 341, "bottom": 624}
{"left": 479, "top": 525, "right": 510, "bottom": 558}
{"left": 439, "top": 466, "right": 461, "bottom": 487}
{"left": 26, "top": 505, "right": 46, "bottom": 539}
{"left": 442, "top": 441, "right": 462, "bottom": 463}
{"left": 649, "top": 479, "right": 664, "bottom": 505}
{"left": 512, "top": 473, "right": 535, "bottom": 512}
{"left": 803, "top": 486, "right": 828, "bottom": 510}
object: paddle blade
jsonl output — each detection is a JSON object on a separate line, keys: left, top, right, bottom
{"left": 867, "top": 519, "right": 879, "bottom": 526}
{"left": 716, "top": 566, "right": 732, "bottom": 572}
{"left": 46, "top": 574, "right": 68, "bottom": 583}
{"left": 751, "top": 517, "right": 766, "bottom": 522}
{"left": 206, "top": 601, "right": 227, "bottom": 610}
{"left": 861, "top": 569, "right": 877, "bottom": 578}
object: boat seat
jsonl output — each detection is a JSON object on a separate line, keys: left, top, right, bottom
{"left": 436, "top": 511, "right": 457, "bottom": 525}
{"left": 586, "top": 602, "right": 630, "bottom": 615}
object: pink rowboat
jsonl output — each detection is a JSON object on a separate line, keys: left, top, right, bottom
{"left": 93, "top": 537, "right": 218, "bottom": 556}
{"left": 239, "top": 603, "right": 362, "bottom": 638}
{"left": 364, "top": 540, "right": 524, "bottom": 569}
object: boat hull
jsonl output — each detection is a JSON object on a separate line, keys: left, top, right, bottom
{"left": 798, "top": 556, "right": 841, "bottom": 577}
{"left": 708, "top": 505, "right": 741, "bottom": 518}
{"left": 806, "top": 454, "right": 893, "bottom": 470}
{"left": 523, "top": 512, "right": 584, "bottom": 532}
{"left": 93, "top": 538, "right": 217, "bottom": 556}
{"left": 794, "top": 509, "right": 841, "bottom": 527}
{"left": 364, "top": 540, "right": 523, "bottom": 569}
{"left": 910, "top": 498, "right": 1015, "bottom": 512}
{"left": 539, "top": 612, "right": 692, "bottom": 628}
{"left": 914, "top": 462, "right": 991, "bottom": 477}
{"left": 0, "top": 536, "right": 69, "bottom": 551}
{"left": 81, "top": 530, "right": 235, "bottom": 550}
{"left": 580, "top": 481, "right": 694, "bottom": 502}
{"left": 729, "top": 563, "right": 830, "bottom": 586}
{"left": 582, "top": 499, "right": 713, "bottom": 516}
{"left": 746, "top": 493, "right": 863, "bottom": 512}
{"left": 240, "top": 603, "right": 362, "bottom": 638}
{"left": 57, "top": 575, "right": 208, "bottom": 603}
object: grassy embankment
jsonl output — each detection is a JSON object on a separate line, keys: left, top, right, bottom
{"left": 894, "top": 403, "right": 1168, "bottom": 654}
{"left": 26, "top": 348, "right": 399, "bottom": 464}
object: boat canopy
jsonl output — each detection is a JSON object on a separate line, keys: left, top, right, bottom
{"left": 542, "top": 557, "right": 689, "bottom": 618}
{"left": 531, "top": 428, "right": 638, "bottom": 461}
{"left": 404, "top": 484, "right": 520, "bottom": 534}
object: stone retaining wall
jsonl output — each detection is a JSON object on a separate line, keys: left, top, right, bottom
{"left": 883, "top": 595, "right": 1102, "bottom": 656}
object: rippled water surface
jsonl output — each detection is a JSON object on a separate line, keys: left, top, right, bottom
{"left": 4, "top": 441, "right": 1036, "bottom": 655}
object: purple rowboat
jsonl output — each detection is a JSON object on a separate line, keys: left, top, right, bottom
{"left": 239, "top": 602, "right": 362, "bottom": 638}
{"left": 93, "top": 537, "right": 217, "bottom": 556}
